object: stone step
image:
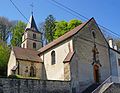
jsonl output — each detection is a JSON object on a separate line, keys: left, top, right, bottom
{"left": 82, "top": 83, "right": 100, "bottom": 93}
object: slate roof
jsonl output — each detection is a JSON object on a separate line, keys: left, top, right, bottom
{"left": 38, "top": 18, "right": 93, "bottom": 54}
{"left": 63, "top": 51, "right": 75, "bottom": 63}
{"left": 25, "top": 15, "right": 39, "bottom": 32}
{"left": 13, "top": 47, "right": 42, "bottom": 62}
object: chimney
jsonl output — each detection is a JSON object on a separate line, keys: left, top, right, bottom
{"left": 114, "top": 44, "right": 118, "bottom": 50}
{"left": 108, "top": 39, "right": 113, "bottom": 48}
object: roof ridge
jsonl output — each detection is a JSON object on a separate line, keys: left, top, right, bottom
{"left": 12, "top": 46, "right": 42, "bottom": 62}
{"left": 13, "top": 46, "right": 39, "bottom": 53}
{"left": 38, "top": 18, "right": 94, "bottom": 54}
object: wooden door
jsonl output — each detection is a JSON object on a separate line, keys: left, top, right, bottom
{"left": 93, "top": 65, "right": 99, "bottom": 83}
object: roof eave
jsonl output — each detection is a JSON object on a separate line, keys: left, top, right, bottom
{"left": 38, "top": 18, "right": 94, "bottom": 55}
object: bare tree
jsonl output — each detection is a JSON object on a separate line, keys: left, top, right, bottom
{"left": 0, "top": 16, "right": 13, "bottom": 42}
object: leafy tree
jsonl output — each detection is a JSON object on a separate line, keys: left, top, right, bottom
{"left": 0, "top": 40, "right": 10, "bottom": 76}
{"left": 68, "top": 19, "right": 82, "bottom": 30}
{"left": 0, "top": 16, "right": 13, "bottom": 42}
{"left": 11, "top": 21, "right": 26, "bottom": 46}
{"left": 54, "top": 21, "right": 68, "bottom": 39}
{"left": 44, "top": 15, "right": 56, "bottom": 43}
{"left": 54, "top": 19, "right": 82, "bottom": 39}
{"left": 41, "top": 15, "right": 82, "bottom": 43}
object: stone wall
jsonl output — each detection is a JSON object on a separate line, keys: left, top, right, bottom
{"left": 71, "top": 18, "right": 110, "bottom": 93}
{"left": 21, "top": 30, "right": 42, "bottom": 50}
{"left": 64, "top": 62, "right": 71, "bottom": 81}
{"left": 18, "top": 60, "right": 44, "bottom": 79}
{"left": 0, "top": 78, "right": 70, "bottom": 93}
{"left": 110, "top": 49, "right": 118, "bottom": 77}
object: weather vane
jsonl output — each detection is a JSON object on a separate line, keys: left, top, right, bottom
{"left": 30, "top": 3, "right": 34, "bottom": 15}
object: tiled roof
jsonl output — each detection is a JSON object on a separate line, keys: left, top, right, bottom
{"left": 38, "top": 18, "right": 93, "bottom": 54}
{"left": 11, "top": 65, "right": 18, "bottom": 71}
{"left": 63, "top": 51, "right": 75, "bottom": 63}
{"left": 13, "top": 47, "right": 42, "bottom": 62}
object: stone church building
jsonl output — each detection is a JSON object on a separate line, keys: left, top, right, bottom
{"left": 7, "top": 15, "right": 111, "bottom": 93}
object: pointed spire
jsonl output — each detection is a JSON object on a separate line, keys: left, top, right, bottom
{"left": 25, "top": 14, "right": 38, "bottom": 32}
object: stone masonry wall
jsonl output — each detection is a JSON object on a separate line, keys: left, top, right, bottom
{"left": 0, "top": 78, "right": 70, "bottom": 93}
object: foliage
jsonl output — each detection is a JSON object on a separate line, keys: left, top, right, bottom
{"left": 44, "top": 15, "right": 56, "bottom": 43}
{"left": 0, "top": 16, "right": 13, "bottom": 42}
{"left": 0, "top": 40, "right": 10, "bottom": 76}
{"left": 8, "top": 74, "right": 20, "bottom": 79}
{"left": 10, "top": 21, "right": 26, "bottom": 47}
{"left": 8, "top": 74, "right": 39, "bottom": 79}
{"left": 40, "top": 15, "right": 82, "bottom": 44}
{"left": 54, "top": 21, "right": 68, "bottom": 39}
{"left": 54, "top": 19, "right": 82, "bottom": 39}
{"left": 68, "top": 19, "right": 82, "bottom": 30}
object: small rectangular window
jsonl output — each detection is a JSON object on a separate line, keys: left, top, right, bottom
{"left": 33, "top": 43, "right": 36, "bottom": 49}
{"left": 33, "top": 34, "right": 36, "bottom": 39}
{"left": 51, "top": 51, "right": 56, "bottom": 65}
{"left": 118, "top": 59, "right": 120, "bottom": 66}
{"left": 23, "top": 43, "right": 25, "bottom": 48}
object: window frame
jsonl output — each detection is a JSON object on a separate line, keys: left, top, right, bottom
{"left": 33, "top": 42, "right": 36, "bottom": 49}
{"left": 33, "top": 33, "right": 36, "bottom": 39}
{"left": 118, "top": 59, "right": 120, "bottom": 66}
{"left": 23, "top": 43, "right": 25, "bottom": 48}
{"left": 51, "top": 51, "right": 56, "bottom": 65}
{"left": 30, "top": 66, "right": 36, "bottom": 77}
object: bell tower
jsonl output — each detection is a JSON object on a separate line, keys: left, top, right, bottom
{"left": 21, "top": 14, "right": 42, "bottom": 50}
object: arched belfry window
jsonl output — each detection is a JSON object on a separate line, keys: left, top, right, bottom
{"left": 33, "top": 42, "right": 36, "bottom": 49}
{"left": 51, "top": 51, "right": 56, "bottom": 65}
{"left": 30, "top": 66, "right": 36, "bottom": 77}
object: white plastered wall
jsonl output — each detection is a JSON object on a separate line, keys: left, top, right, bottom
{"left": 40, "top": 39, "right": 73, "bottom": 80}
{"left": 7, "top": 50, "right": 17, "bottom": 76}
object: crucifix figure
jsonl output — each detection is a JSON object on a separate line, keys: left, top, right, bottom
{"left": 92, "top": 30, "right": 102, "bottom": 67}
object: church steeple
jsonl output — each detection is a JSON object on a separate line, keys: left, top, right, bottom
{"left": 25, "top": 14, "right": 38, "bottom": 32}
{"left": 21, "top": 14, "right": 42, "bottom": 50}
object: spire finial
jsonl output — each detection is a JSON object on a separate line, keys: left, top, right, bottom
{"left": 30, "top": 3, "right": 34, "bottom": 15}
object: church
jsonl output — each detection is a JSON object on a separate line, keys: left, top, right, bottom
{"left": 8, "top": 14, "right": 112, "bottom": 93}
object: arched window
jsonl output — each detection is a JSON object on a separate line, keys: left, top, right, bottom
{"left": 23, "top": 43, "right": 25, "bottom": 48}
{"left": 51, "top": 51, "right": 56, "bottom": 65}
{"left": 92, "top": 30, "right": 96, "bottom": 38}
{"left": 33, "top": 42, "right": 36, "bottom": 49}
{"left": 30, "top": 66, "right": 36, "bottom": 77}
